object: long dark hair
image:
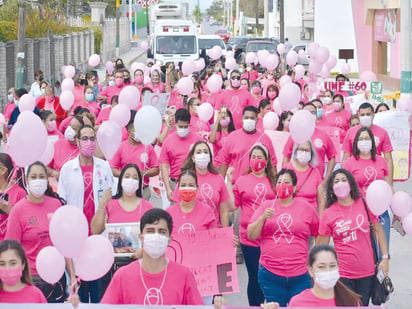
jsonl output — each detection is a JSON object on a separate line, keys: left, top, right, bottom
{"left": 309, "top": 245, "right": 361, "bottom": 306}
{"left": 113, "top": 164, "right": 143, "bottom": 199}
{"left": 0, "top": 153, "right": 15, "bottom": 182}
{"left": 245, "top": 144, "right": 277, "bottom": 188}
{"left": 326, "top": 169, "right": 360, "bottom": 207}
{"left": 277, "top": 111, "right": 293, "bottom": 131}
{"left": 217, "top": 109, "right": 235, "bottom": 133}
{"left": 181, "top": 141, "right": 219, "bottom": 175}
{"left": 0, "top": 240, "right": 32, "bottom": 288}
{"left": 352, "top": 127, "right": 376, "bottom": 161}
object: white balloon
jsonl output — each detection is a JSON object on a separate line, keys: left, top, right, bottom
{"left": 134, "top": 106, "right": 162, "bottom": 145}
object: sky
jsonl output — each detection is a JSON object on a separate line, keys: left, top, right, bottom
{"left": 161, "top": 0, "right": 214, "bottom": 14}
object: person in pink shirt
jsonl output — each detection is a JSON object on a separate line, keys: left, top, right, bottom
{"left": 320, "top": 90, "right": 334, "bottom": 116}
{"left": 160, "top": 109, "right": 201, "bottom": 201}
{"left": 97, "top": 71, "right": 125, "bottom": 104}
{"left": 71, "top": 86, "right": 101, "bottom": 118}
{"left": 101, "top": 208, "right": 204, "bottom": 305}
{"left": 256, "top": 99, "right": 271, "bottom": 132}
{"left": 96, "top": 95, "right": 118, "bottom": 126}
{"left": 322, "top": 94, "right": 351, "bottom": 143}
{"left": 215, "top": 70, "right": 255, "bottom": 129}
{"left": 266, "top": 84, "right": 279, "bottom": 105}
{"left": 259, "top": 70, "right": 277, "bottom": 96}
{"left": 247, "top": 169, "right": 319, "bottom": 307}
{"left": 0, "top": 154, "right": 27, "bottom": 241}
{"left": 5, "top": 161, "right": 73, "bottom": 302}
{"left": 317, "top": 168, "right": 389, "bottom": 306}
{"left": 133, "top": 69, "right": 145, "bottom": 93}
{"left": 311, "top": 99, "right": 328, "bottom": 128}
{"left": 110, "top": 111, "right": 159, "bottom": 200}
{"left": 241, "top": 64, "right": 259, "bottom": 83}
{"left": 226, "top": 144, "right": 276, "bottom": 306}
{"left": 219, "top": 106, "right": 278, "bottom": 184}
{"left": 39, "top": 110, "right": 63, "bottom": 144}
{"left": 210, "top": 109, "right": 235, "bottom": 167}
{"left": 147, "top": 69, "right": 165, "bottom": 93}
{"left": 0, "top": 240, "right": 47, "bottom": 303}
{"left": 342, "top": 102, "right": 393, "bottom": 185}
{"left": 122, "top": 69, "right": 132, "bottom": 86}
{"left": 187, "top": 97, "right": 211, "bottom": 140}
{"left": 36, "top": 86, "right": 67, "bottom": 128}
{"left": 277, "top": 111, "right": 292, "bottom": 132}
{"left": 251, "top": 81, "right": 264, "bottom": 108}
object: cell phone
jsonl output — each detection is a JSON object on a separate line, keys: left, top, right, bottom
{"left": 392, "top": 218, "right": 406, "bottom": 236}
{"left": 376, "top": 268, "right": 385, "bottom": 284}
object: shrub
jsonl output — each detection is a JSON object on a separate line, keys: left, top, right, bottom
{"left": 0, "top": 21, "right": 18, "bottom": 42}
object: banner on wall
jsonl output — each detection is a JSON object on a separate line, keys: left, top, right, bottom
{"left": 375, "top": 9, "right": 397, "bottom": 43}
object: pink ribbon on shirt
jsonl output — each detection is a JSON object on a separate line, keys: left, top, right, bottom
{"left": 231, "top": 95, "right": 241, "bottom": 114}
{"left": 251, "top": 183, "right": 267, "bottom": 211}
{"left": 273, "top": 213, "right": 295, "bottom": 244}
{"left": 200, "top": 183, "right": 217, "bottom": 214}
{"left": 355, "top": 214, "right": 369, "bottom": 233}
{"left": 363, "top": 166, "right": 377, "bottom": 193}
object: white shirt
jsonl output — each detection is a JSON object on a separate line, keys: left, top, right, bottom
{"left": 29, "top": 81, "right": 42, "bottom": 98}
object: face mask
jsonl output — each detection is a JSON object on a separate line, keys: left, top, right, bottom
{"left": 115, "top": 77, "right": 124, "bottom": 87}
{"left": 215, "top": 67, "right": 220, "bottom": 72}
{"left": 108, "top": 80, "right": 116, "bottom": 86}
{"left": 124, "top": 77, "right": 131, "bottom": 84}
{"left": 79, "top": 140, "right": 96, "bottom": 158}
{"left": 176, "top": 127, "right": 189, "bottom": 138}
{"left": 64, "top": 126, "right": 76, "bottom": 142}
{"left": 252, "top": 86, "right": 261, "bottom": 95}
{"left": 135, "top": 75, "right": 144, "bottom": 84}
{"left": 316, "top": 108, "right": 323, "bottom": 118}
{"left": 359, "top": 115, "right": 372, "bottom": 127}
{"left": 231, "top": 79, "right": 241, "bottom": 88}
{"left": 284, "top": 121, "right": 290, "bottom": 129}
{"left": 85, "top": 93, "right": 94, "bottom": 102}
{"left": 333, "top": 182, "right": 351, "bottom": 199}
{"left": 333, "top": 102, "right": 341, "bottom": 112}
{"left": 14, "top": 99, "right": 19, "bottom": 107}
{"left": 357, "top": 140, "right": 372, "bottom": 154}
{"left": 194, "top": 153, "right": 210, "bottom": 169}
{"left": 243, "top": 119, "right": 256, "bottom": 132}
{"left": 143, "top": 233, "right": 169, "bottom": 259}
{"left": 276, "top": 182, "right": 294, "bottom": 199}
{"left": 268, "top": 91, "right": 277, "bottom": 100}
{"left": 47, "top": 120, "right": 57, "bottom": 132}
{"left": 239, "top": 68, "right": 244, "bottom": 73}
{"left": 296, "top": 150, "right": 311, "bottom": 164}
{"left": 314, "top": 270, "right": 340, "bottom": 290}
{"left": 122, "top": 178, "right": 139, "bottom": 196}
{"left": 39, "top": 76, "right": 44, "bottom": 82}
{"left": 220, "top": 117, "right": 230, "bottom": 127}
{"left": 28, "top": 179, "right": 48, "bottom": 198}
{"left": 179, "top": 187, "right": 197, "bottom": 203}
{"left": 240, "top": 85, "right": 247, "bottom": 90}
{"left": 250, "top": 158, "right": 266, "bottom": 173}
{"left": 267, "top": 74, "right": 274, "bottom": 80}
{"left": 0, "top": 266, "right": 22, "bottom": 286}
{"left": 7, "top": 94, "right": 13, "bottom": 102}
{"left": 246, "top": 67, "right": 252, "bottom": 72}
{"left": 322, "top": 97, "right": 331, "bottom": 104}
{"left": 116, "top": 63, "right": 124, "bottom": 69}
{"left": 41, "top": 89, "right": 45, "bottom": 95}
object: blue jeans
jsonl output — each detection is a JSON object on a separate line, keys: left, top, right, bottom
{"left": 258, "top": 264, "right": 312, "bottom": 307}
{"left": 378, "top": 210, "right": 390, "bottom": 253}
{"left": 240, "top": 244, "right": 264, "bottom": 306}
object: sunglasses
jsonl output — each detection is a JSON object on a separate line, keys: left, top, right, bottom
{"left": 80, "top": 136, "right": 96, "bottom": 142}
{"left": 231, "top": 76, "right": 241, "bottom": 80}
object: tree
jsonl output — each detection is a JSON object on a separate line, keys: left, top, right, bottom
{"left": 193, "top": 5, "right": 201, "bottom": 23}
{"left": 206, "top": 0, "right": 224, "bottom": 22}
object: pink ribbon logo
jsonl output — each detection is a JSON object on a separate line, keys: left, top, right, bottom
{"left": 251, "top": 183, "right": 267, "bottom": 211}
{"left": 200, "top": 183, "right": 216, "bottom": 214}
{"left": 273, "top": 213, "right": 295, "bottom": 244}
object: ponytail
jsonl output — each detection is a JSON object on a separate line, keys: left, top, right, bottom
{"left": 334, "top": 280, "right": 361, "bottom": 306}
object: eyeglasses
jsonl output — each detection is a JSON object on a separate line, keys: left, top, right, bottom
{"left": 231, "top": 76, "right": 241, "bottom": 80}
{"left": 80, "top": 136, "right": 96, "bottom": 142}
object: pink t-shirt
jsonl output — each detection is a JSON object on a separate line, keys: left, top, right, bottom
{"left": 58, "top": 116, "right": 72, "bottom": 133}
{"left": 212, "top": 131, "right": 230, "bottom": 166}
{"left": 147, "top": 82, "right": 165, "bottom": 93}
{"left": 106, "top": 199, "right": 154, "bottom": 224}
{"left": 343, "top": 156, "right": 389, "bottom": 197}
{"left": 100, "top": 84, "right": 124, "bottom": 105}
{"left": 342, "top": 124, "right": 393, "bottom": 155}
{"left": 96, "top": 106, "right": 112, "bottom": 125}
{"left": 218, "top": 129, "right": 277, "bottom": 183}
{"left": 166, "top": 203, "right": 218, "bottom": 236}
{"left": 101, "top": 260, "right": 203, "bottom": 305}
{"left": 81, "top": 164, "right": 94, "bottom": 232}
{"left": 172, "top": 171, "right": 230, "bottom": 224}
{"left": 250, "top": 198, "right": 319, "bottom": 277}
{"left": 288, "top": 288, "right": 336, "bottom": 307}
{"left": 322, "top": 109, "right": 352, "bottom": 143}
{"left": 0, "top": 184, "right": 27, "bottom": 241}
{"left": 234, "top": 174, "right": 276, "bottom": 247}
{"left": 51, "top": 139, "right": 79, "bottom": 171}
{"left": 5, "top": 196, "right": 62, "bottom": 275}
{"left": 283, "top": 128, "right": 336, "bottom": 177}
{"left": 0, "top": 284, "right": 47, "bottom": 303}
{"left": 252, "top": 95, "right": 265, "bottom": 108}
{"left": 110, "top": 141, "right": 159, "bottom": 187}
{"left": 241, "top": 70, "right": 259, "bottom": 83}
{"left": 159, "top": 131, "right": 201, "bottom": 179}
{"left": 71, "top": 100, "right": 101, "bottom": 118}
{"left": 168, "top": 89, "right": 184, "bottom": 110}
{"left": 215, "top": 88, "right": 254, "bottom": 129}
{"left": 189, "top": 114, "right": 211, "bottom": 141}
{"left": 260, "top": 78, "right": 276, "bottom": 96}
{"left": 319, "top": 198, "right": 378, "bottom": 279}
{"left": 4, "top": 103, "right": 15, "bottom": 121}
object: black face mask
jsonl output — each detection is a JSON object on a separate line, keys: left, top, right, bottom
{"left": 207, "top": 72, "right": 212, "bottom": 77}
{"left": 124, "top": 78, "right": 130, "bottom": 84}
{"left": 79, "top": 79, "right": 86, "bottom": 86}
{"left": 116, "top": 63, "right": 124, "bottom": 69}
{"left": 39, "top": 76, "right": 44, "bottom": 82}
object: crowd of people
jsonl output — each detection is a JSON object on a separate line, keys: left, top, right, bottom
{"left": 0, "top": 51, "right": 397, "bottom": 307}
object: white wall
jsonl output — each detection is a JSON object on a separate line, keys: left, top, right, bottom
{"left": 284, "top": 0, "right": 303, "bottom": 44}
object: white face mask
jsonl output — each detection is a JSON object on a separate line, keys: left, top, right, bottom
{"left": 64, "top": 126, "right": 76, "bottom": 142}
{"left": 194, "top": 153, "right": 210, "bottom": 169}
{"left": 243, "top": 119, "right": 256, "bottom": 132}
{"left": 359, "top": 115, "right": 372, "bottom": 127}
{"left": 7, "top": 94, "right": 13, "bottom": 102}
{"left": 176, "top": 127, "right": 189, "bottom": 138}
{"left": 121, "top": 178, "right": 139, "bottom": 196}
{"left": 296, "top": 150, "right": 311, "bottom": 164}
{"left": 28, "top": 179, "right": 48, "bottom": 198}
{"left": 322, "top": 97, "right": 331, "bottom": 104}
{"left": 314, "top": 269, "right": 340, "bottom": 290}
{"left": 143, "top": 233, "right": 169, "bottom": 259}
{"left": 357, "top": 140, "right": 372, "bottom": 154}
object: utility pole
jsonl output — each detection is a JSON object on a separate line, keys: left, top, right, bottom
{"left": 16, "top": 0, "right": 26, "bottom": 89}
{"left": 279, "top": 0, "right": 284, "bottom": 42}
{"left": 146, "top": 0, "right": 150, "bottom": 36}
{"left": 401, "top": 0, "right": 412, "bottom": 95}
{"left": 264, "top": 0, "right": 268, "bottom": 37}
{"left": 115, "top": 0, "right": 120, "bottom": 57}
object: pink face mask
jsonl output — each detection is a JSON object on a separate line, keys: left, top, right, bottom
{"left": 231, "top": 79, "right": 241, "bottom": 88}
{"left": 240, "top": 85, "right": 248, "bottom": 90}
{"left": 333, "top": 182, "right": 351, "bottom": 199}
{"left": 333, "top": 102, "right": 342, "bottom": 112}
{"left": 47, "top": 120, "right": 57, "bottom": 132}
{"left": 115, "top": 77, "right": 124, "bottom": 87}
{"left": 220, "top": 117, "right": 230, "bottom": 127}
{"left": 0, "top": 266, "right": 22, "bottom": 286}
{"left": 268, "top": 91, "right": 277, "bottom": 100}
{"left": 80, "top": 140, "right": 96, "bottom": 158}
{"left": 252, "top": 86, "right": 261, "bottom": 95}
{"left": 134, "top": 75, "right": 144, "bottom": 84}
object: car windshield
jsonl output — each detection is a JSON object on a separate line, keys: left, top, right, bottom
{"left": 199, "top": 39, "right": 225, "bottom": 50}
{"left": 216, "top": 29, "right": 228, "bottom": 34}
{"left": 247, "top": 42, "right": 275, "bottom": 53}
{"left": 156, "top": 36, "right": 197, "bottom": 54}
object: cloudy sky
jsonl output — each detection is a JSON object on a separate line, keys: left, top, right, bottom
{"left": 161, "top": 0, "right": 214, "bottom": 13}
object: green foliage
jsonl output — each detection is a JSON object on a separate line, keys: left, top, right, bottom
{"left": 206, "top": 0, "right": 224, "bottom": 22}
{"left": 0, "top": 0, "right": 18, "bottom": 22}
{"left": 0, "top": 21, "right": 18, "bottom": 42}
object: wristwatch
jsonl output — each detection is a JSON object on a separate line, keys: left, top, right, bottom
{"left": 382, "top": 254, "right": 391, "bottom": 260}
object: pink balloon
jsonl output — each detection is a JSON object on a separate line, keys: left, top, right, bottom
{"left": 279, "top": 83, "right": 301, "bottom": 111}
{"left": 64, "top": 65, "right": 76, "bottom": 79}
{"left": 320, "top": 65, "right": 330, "bottom": 79}
{"left": 0, "top": 113, "right": 5, "bottom": 127}
{"left": 176, "top": 76, "right": 194, "bottom": 96}
{"left": 206, "top": 74, "right": 223, "bottom": 93}
{"left": 97, "top": 121, "right": 122, "bottom": 160}
{"left": 397, "top": 95, "right": 412, "bottom": 112}
{"left": 119, "top": 86, "right": 140, "bottom": 109}
{"left": 226, "top": 50, "right": 234, "bottom": 58}
{"left": 266, "top": 54, "right": 279, "bottom": 70}
{"left": 61, "top": 65, "right": 67, "bottom": 75}
{"left": 326, "top": 55, "right": 337, "bottom": 70}
{"left": 195, "top": 58, "right": 205, "bottom": 71}
{"left": 49, "top": 205, "right": 89, "bottom": 258}
{"left": 277, "top": 43, "right": 285, "bottom": 55}
{"left": 391, "top": 191, "right": 412, "bottom": 218}
{"left": 39, "top": 139, "right": 54, "bottom": 166}
{"left": 309, "top": 60, "right": 322, "bottom": 74}
{"left": 279, "top": 75, "right": 292, "bottom": 87}
{"left": 60, "top": 91, "right": 75, "bottom": 110}
{"left": 105, "top": 61, "right": 115, "bottom": 75}
{"left": 272, "top": 98, "right": 282, "bottom": 115}
{"left": 140, "top": 40, "right": 149, "bottom": 51}
{"left": 182, "top": 59, "right": 197, "bottom": 76}
{"left": 316, "top": 46, "right": 330, "bottom": 63}
{"left": 8, "top": 111, "right": 48, "bottom": 167}
{"left": 298, "top": 49, "right": 306, "bottom": 60}
{"left": 36, "top": 246, "right": 65, "bottom": 284}
{"left": 402, "top": 213, "right": 412, "bottom": 236}
{"left": 360, "top": 70, "right": 377, "bottom": 83}
{"left": 286, "top": 51, "right": 298, "bottom": 66}
{"left": 245, "top": 52, "right": 257, "bottom": 65}
{"left": 18, "top": 94, "right": 35, "bottom": 112}
{"left": 210, "top": 45, "right": 223, "bottom": 60}
{"left": 61, "top": 78, "right": 74, "bottom": 92}
{"left": 88, "top": 54, "right": 100, "bottom": 67}
{"left": 308, "top": 42, "right": 320, "bottom": 58}
{"left": 257, "top": 50, "right": 270, "bottom": 66}
{"left": 198, "top": 103, "right": 214, "bottom": 122}
{"left": 75, "top": 235, "right": 115, "bottom": 281}
{"left": 109, "top": 104, "right": 130, "bottom": 127}
{"left": 341, "top": 63, "right": 351, "bottom": 75}
{"left": 365, "top": 180, "right": 392, "bottom": 216}
{"left": 289, "top": 110, "right": 316, "bottom": 144}
{"left": 225, "top": 57, "right": 237, "bottom": 70}
{"left": 263, "top": 112, "right": 279, "bottom": 130}
{"left": 294, "top": 64, "right": 305, "bottom": 80}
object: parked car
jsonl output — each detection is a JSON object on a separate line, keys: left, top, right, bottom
{"left": 226, "top": 36, "right": 251, "bottom": 61}
{"left": 198, "top": 34, "right": 227, "bottom": 65}
{"left": 214, "top": 29, "right": 230, "bottom": 43}
{"left": 237, "top": 39, "right": 279, "bottom": 64}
